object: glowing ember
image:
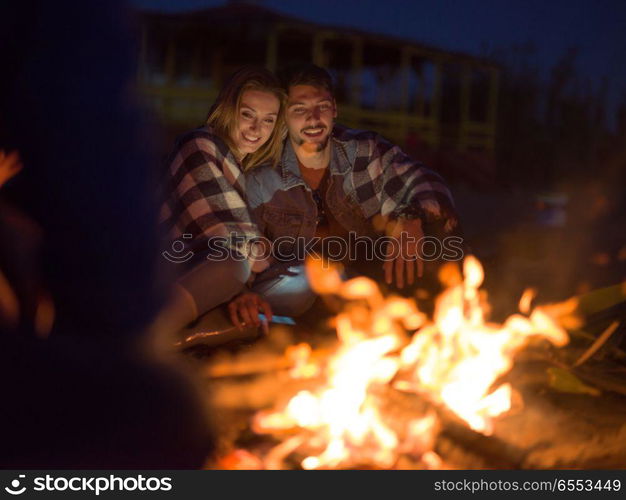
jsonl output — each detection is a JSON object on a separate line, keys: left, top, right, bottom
{"left": 252, "top": 256, "right": 573, "bottom": 469}
{"left": 518, "top": 288, "right": 536, "bottom": 315}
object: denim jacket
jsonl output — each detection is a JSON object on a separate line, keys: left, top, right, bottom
{"left": 245, "top": 124, "right": 459, "bottom": 251}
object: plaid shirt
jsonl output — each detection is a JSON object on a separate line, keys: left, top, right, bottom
{"left": 338, "top": 125, "right": 457, "bottom": 227}
{"left": 247, "top": 124, "right": 458, "bottom": 237}
{"left": 160, "top": 126, "right": 260, "bottom": 257}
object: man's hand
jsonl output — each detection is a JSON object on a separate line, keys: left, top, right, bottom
{"left": 0, "top": 150, "right": 23, "bottom": 189}
{"left": 228, "top": 292, "right": 273, "bottom": 330}
{"left": 383, "top": 217, "right": 425, "bottom": 289}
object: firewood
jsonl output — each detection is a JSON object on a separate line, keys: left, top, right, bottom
{"left": 573, "top": 321, "right": 620, "bottom": 367}
{"left": 370, "top": 385, "right": 528, "bottom": 468}
{"left": 571, "top": 367, "right": 626, "bottom": 397}
{"left": 203, "top": 347, "right": 334, "bottom": 379}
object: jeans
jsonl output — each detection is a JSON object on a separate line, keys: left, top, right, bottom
{"left": 177, "top": 257, "right": 315, "bottom": 320}
{"left": 250, "top": 261, "right": 316, "bottom": 316}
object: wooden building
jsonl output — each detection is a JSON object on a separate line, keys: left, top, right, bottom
{"left": 137, "top": 3, "right": 499, "bottom": 157}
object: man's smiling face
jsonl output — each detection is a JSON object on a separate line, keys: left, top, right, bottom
{"left": 285, "top": 84, "right": 337, "bottom": 152}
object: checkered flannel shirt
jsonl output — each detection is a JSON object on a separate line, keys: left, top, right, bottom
{"left": 160, "top": 126, "right": 260, "bottom": 257}
{"left": 334, "top": 124, "right": 458, "bottom": 230}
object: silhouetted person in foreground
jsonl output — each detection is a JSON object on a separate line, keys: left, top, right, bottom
{"left": 0, "top": 0, "right": 214, "bottom": 468}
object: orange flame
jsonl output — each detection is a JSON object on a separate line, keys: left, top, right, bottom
{"left": 252, "top": 256, "right": 573, "bottom": 469}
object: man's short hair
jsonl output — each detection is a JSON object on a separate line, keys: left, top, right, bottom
{"left": 278, "top": 64, "right": 334, "bottom": 96}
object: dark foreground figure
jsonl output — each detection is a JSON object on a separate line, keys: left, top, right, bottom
{"left": 0, "top": 0, "right": 214, "bottom": 467}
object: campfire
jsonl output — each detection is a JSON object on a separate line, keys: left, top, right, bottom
{"left": 210, "top": 255, "right": 576, "bottom": 470}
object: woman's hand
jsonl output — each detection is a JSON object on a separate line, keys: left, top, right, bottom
{"left": 227, "top": 291, "right": 273, "bottom": 330}
{"left": 0, "top": 150, "right": 22, "bottom": 189}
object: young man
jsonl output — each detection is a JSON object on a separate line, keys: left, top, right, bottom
{"left": 229, "top": 64, "right": 462, "bottom": 324}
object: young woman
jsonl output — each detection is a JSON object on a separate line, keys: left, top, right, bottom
{"left": 158, "top": 67, "right": 285, "bottom": 333}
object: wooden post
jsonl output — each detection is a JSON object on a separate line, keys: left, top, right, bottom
{"left": 312, "top": 32, "right": 327, "bottom": 67}
{"left": 211, "top": 48, "right": 222, "bottom": 90}
{"left": 459, "top": 63, "right": 471, "bottom": 152}
{"left": 399, "top": 46, "right": 412, "bottom": 142}
{"left": 486, "top": 67, "right": 500, "bottom": 153}
{"left": 164, "top": 34, "right": 176, "bottom": 85}
{"left": 350, "top": 36, "right": 363, "bottom": 108}
{"left": 431, "top": 60, "right": 442, "bottom": 149}
{"left": 266, "top": 26, "right": 279, "bottom": 73}
{"left": 191, "top": 40, "right": 202, "bottom": 85}
{"left": 400, "top": 47, "right": 411, "bottom": 111}
{"left": 415, "top": 55, "right": 426, "bottom": 120}
{"left": 138, "top": 23, "right": 148, "bottom": 82}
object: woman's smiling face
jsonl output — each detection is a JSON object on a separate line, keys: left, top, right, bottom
{"left": 230, "top": 89, "right": 280, "bottom": 159}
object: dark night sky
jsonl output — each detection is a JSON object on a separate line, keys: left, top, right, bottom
{"left": 132, "top": 0, "right": 626, "bottom": 126}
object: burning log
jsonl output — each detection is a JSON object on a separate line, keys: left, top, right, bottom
{"left": 208, "top": 353, "right": 626, "bottom": 469}
{"left": 369, "top": 384, "right": 528, "bottom": 469}
{"left": 206, "top": 255, "right": 582, "bottom": 470}
{"left": 208, "top": 367, "right": 529, "bottom": 469}
{"left": 203, "top": 344, "right": 333, "bottom": 380}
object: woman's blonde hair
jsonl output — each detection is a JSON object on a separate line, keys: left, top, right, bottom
{"left": 206, "top": 66, "right": 286, "bottom": 170}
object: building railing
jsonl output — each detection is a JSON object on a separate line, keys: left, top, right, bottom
{"left": 137, "top": 13, "right": 499, "bottom": 153}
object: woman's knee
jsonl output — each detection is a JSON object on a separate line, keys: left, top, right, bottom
{"left": 177, "top": 257, "right": 251, "bottom": 316}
